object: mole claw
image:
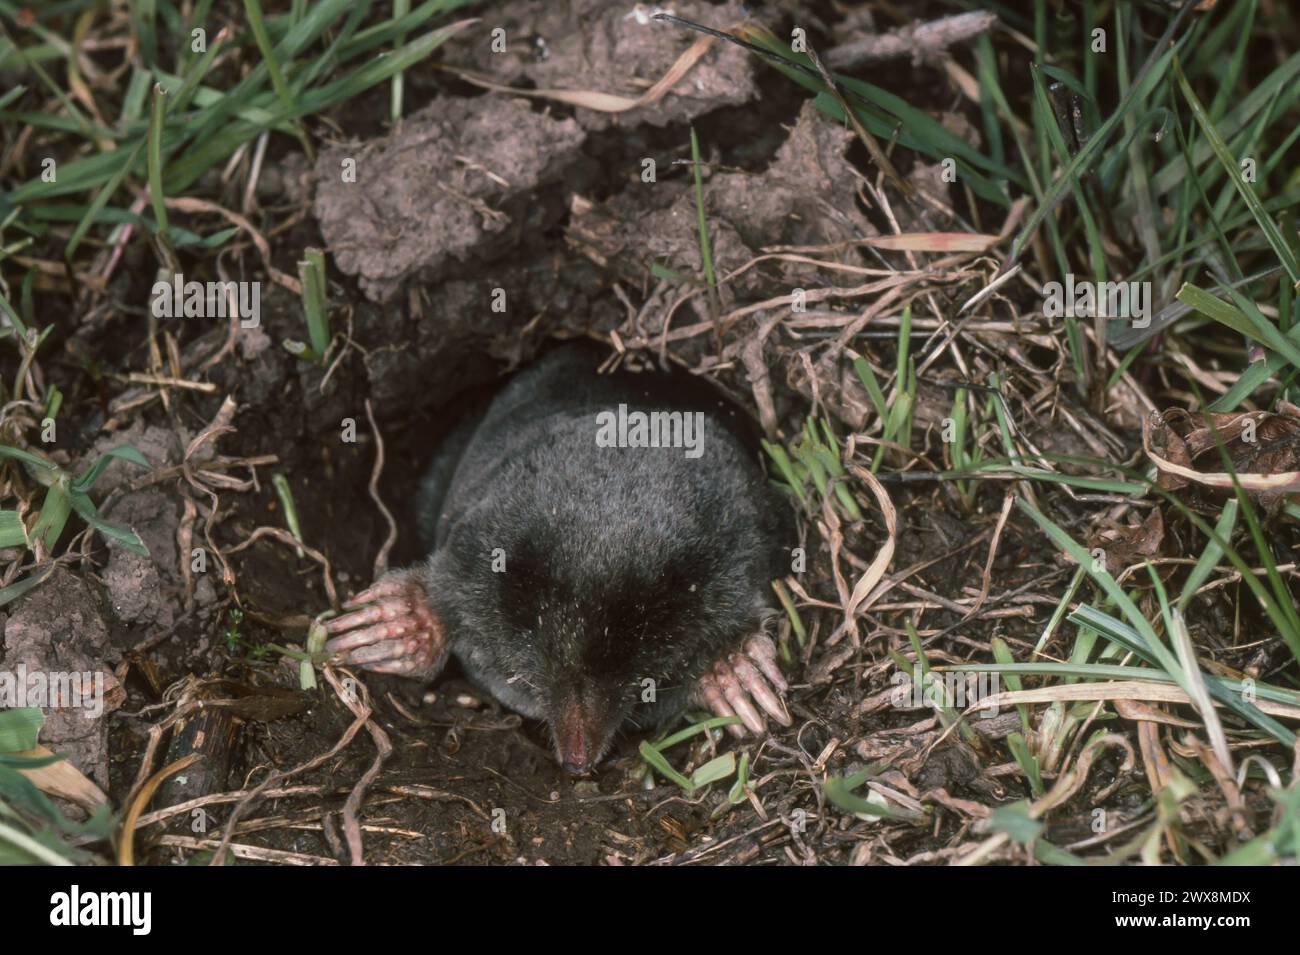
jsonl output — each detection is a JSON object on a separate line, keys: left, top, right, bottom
{"left": 368, "top": 659, "right": 420, "bottom": 676}
{"left": 691, "top": 634, "right": 792, "bottom": 739}
{"left": 320, "top": 570, "right": 447, "bottom": 679}
{"left": 345, "top": 576, "right": 409, "bottom": 608}
{"left": 697, "top": 674, "right": 745, "bottom": 738}
{"left": 744, "top": 634, "right": 787, "bottom": 691}
{"left": 325, "top": 623, "right": 397, "bottom": 654}
{"left": 350, "top": 641, "right": 409, "bottom": 665}
{"left": 324, "top": 603, "right": 387, "bottom": 634}
{"left": 734, "top": 658, "right": 791, "bottom": 727}
{"left": 718, "top": 665, "right": 766, "bottom": 735}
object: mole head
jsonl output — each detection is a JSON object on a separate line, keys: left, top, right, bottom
{"left": 522, "top": 599, "right": 670, "bottom": 776}
{"left": 498, "top": 537, "right": 710, "bottom": 775}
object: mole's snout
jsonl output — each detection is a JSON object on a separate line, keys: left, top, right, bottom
{"left": 552, "top": 693, "right": 606, "bottom": 775}
{"left": 561, "top": 754, "right": 594, "bottom": 776}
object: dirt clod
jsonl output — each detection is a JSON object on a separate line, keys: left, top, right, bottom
{"left": 2, "top": 569, "right": 121, "bottom": 787}
{"left": 314, "top": 97, "right": 586, "bottom": 302}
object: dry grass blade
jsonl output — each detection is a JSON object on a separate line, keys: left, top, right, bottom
{"left": 15, "top": 744, "right": 109, "bottom": 813}
{"left": 364, "top": 399, "right": 397, "bottom": 579}
{"left": 1143, "top": 412, "right": 1300, "bottom": 495}
{"left": 118, "top": 753, "right": 200, "bottom": 866}
{"left": 843, "top": 465, "right": 898, "bottom": 621}
{"left": 865, "top": 233, "right": 1001, "bottom": 253}
{"left": 1170, "top": 609, "right": 1234, "bottom": 775}
{"left": 959, "top": 681, "right": 1300, "bottom": 722}
{"left": 441, "top": 33, "right": 716, "bottom": 113}
{"left": 804, "top": 45, "right": 913, "bottom": 198}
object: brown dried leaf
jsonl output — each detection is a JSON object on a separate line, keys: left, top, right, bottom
{"left": 1143, "top": 403, "right": 1300, "bottom": 513}
{"left": 16, "top": 744, "right": 109, "bottom": 813}
{"left": 1088, "top": 506, "right": 1164, "bottom": 575}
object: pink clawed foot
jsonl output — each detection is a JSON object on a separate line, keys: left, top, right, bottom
{"left": 693, "top": 634, "right": 791, "bottom": 738}
{"left": 323, "top": 571, "right": 449, "bottom": 678}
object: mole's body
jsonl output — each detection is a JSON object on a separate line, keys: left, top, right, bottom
{"left": 326, "top": 344, "right": 793, "bottom": 773}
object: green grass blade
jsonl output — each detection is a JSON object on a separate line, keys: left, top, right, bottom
{"left": 1172, "top": 56, "right": 1300, "bottom": 283}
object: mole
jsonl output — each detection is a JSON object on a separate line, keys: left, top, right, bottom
{"left": 325, "top": 342, "right": 794, "bottom": 774}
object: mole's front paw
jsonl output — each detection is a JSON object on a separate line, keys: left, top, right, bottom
{"left": 323, "top": 571, "right": 449, "bottom": 679}
{"left": 693, "top": 634, "right": 792, "bottom": 738}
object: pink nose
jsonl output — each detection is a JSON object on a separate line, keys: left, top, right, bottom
{"left": 561, "top": 754, "right": 593, "bottom": 775}
{"left": 555, "top": 700, "right": 597, "bottom": 774}
{"left": 559, "top": 731, "right": 592, "bottom": 775}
